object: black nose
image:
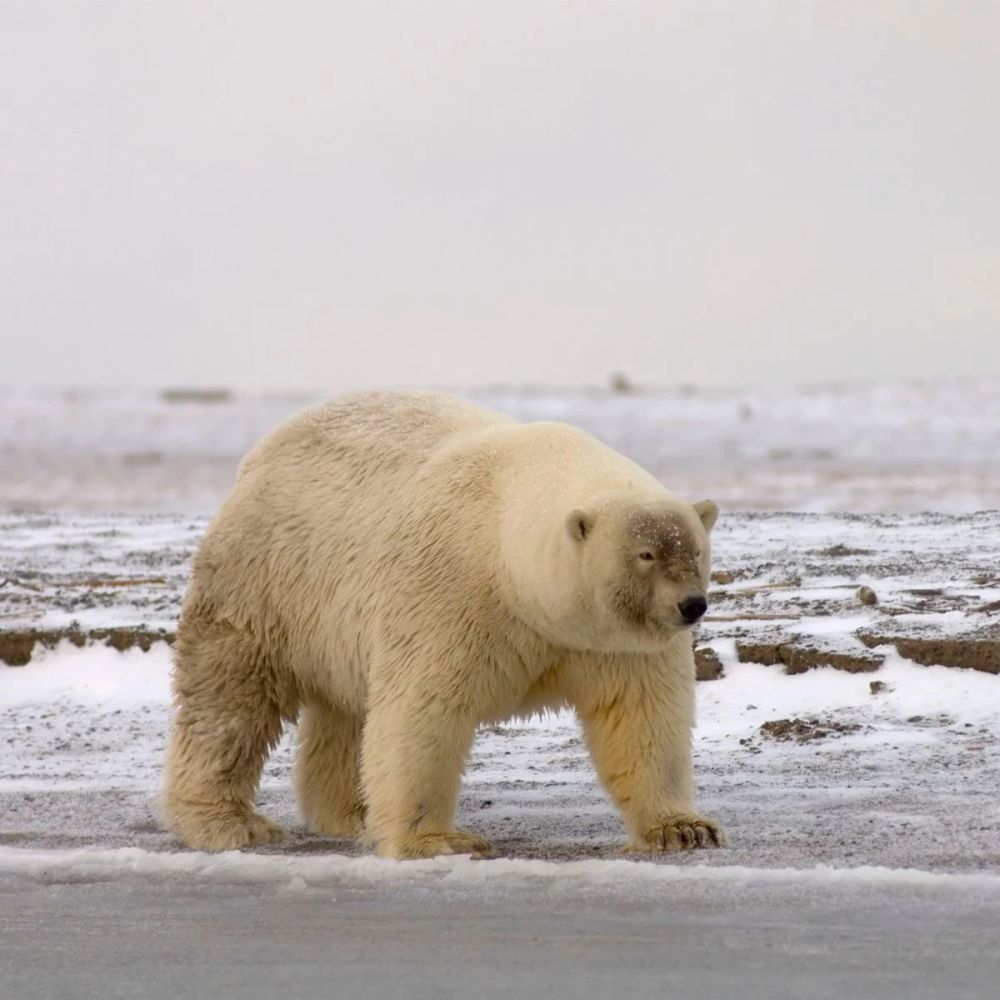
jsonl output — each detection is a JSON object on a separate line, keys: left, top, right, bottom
{"left": 678, "top": 596, "right": 707, "bottom": 623}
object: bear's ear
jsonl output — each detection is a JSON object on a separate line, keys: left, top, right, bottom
{"left": 693, "top": 499, "right": 719, "bottom": 533}
{"left": 566, "top": 509, "right": 594, "bottom": 542}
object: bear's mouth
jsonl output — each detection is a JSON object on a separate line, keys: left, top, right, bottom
{"left": 641, "top": 610, "right": 691, "bottom": 633}
{"left": 606, "top": 583, "right": 700, "bottom": 635}
{"left": 657, "top": 608, "right": 703, "bottom": 633}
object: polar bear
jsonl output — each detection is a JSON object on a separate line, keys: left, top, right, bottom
{"left": 163, "top": 391, "right": 723, "bottom": 859}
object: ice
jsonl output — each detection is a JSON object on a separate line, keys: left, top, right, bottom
{"left": 4, "top": 843, "right": 1000, "bottom": 894}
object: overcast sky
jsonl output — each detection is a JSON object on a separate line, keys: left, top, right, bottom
{"left": 2, "top": 1, "right": 998, "bottom": 391}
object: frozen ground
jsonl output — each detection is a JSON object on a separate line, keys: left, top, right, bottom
{"left": 2, "top": 379, "right": 999, "bottom": 512}
{"left": 3, "top": 633, "right": 1000, "bottom": 998}
{"left": 1, "top": 509, "right": 998, "bottom": 870}
{"left": 2, "top": 382, "right": 999, "bottom": 996}
{"left": 4, "top": 857, "right": 1000, "bottom": 1000}
{"left": 3, "top": 643, "right": 1000, "bottom": 999}
{"left": 2, "top": 640, "right": 999, "bottom": 871}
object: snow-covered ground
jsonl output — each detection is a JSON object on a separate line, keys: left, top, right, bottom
{"left": 3, "top": 379, "right": 999, "bottom": 512}
{"left": 2, "top": 639, "right": 999, "bottom": 874}
{"left": 2, "top": 382, "right": 999, "bottom": 996}
{"left": 4, "top": 638, "right": 1000, "bottom": 998}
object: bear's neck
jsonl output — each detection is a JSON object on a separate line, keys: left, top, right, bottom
{"left": 498, "top": 523, "right": 588, "bottom": 649}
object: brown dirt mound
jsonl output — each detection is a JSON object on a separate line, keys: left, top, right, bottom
{"left": 735, "top": 637, "right": 884, "bottom": 674}
{"left": 857, "top": 626, "right": 1000, "bottom": 674}
{"left": 760, "top": 717, "right": 863, "bottom": 743}
{"left": 0, "top": 627, "right": 174, "bottom": 666}
{"left": 694, "top": 647, "right": 724, "bottom": 681}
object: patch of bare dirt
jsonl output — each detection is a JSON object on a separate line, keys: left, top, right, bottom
{"left": 858, "top": 625, "right": 1000, "bottom": 674}
{"left": 0, "top": 627, "right": 174, "bottom": 666}
{"left": 159, "top": 388, "right": 233, "bottom": 404}
{"left": 694, "top": 647, "right": 724, "bottom": 681}
{"left": 759, "top": 717, "right": 863, "bottom": 743}
{"left": 734, "top": 636, "right": 884, "bottom": 674}
{"left": 815, "top": 544, "right": 876, "bottom": 557}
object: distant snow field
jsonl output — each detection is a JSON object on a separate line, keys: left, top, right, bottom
{"left": 2, "top": 379, "right": 999, "bottom": 512}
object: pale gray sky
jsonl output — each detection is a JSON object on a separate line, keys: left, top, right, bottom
{"left": 2, "top": 1, "right": 998, "bottom": 391}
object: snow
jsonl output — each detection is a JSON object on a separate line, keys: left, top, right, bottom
{"left": 1, "top": 382, "right": 999, "bottom": 912}
{"left": 3, "top": 637, "right": 998, "bottom": 897}
{"left": 2, "top": 380, "right": 999, "bottom": 513}
{"left": 4, "top": 843, "right": 1000, "bottom": 895}
{"left": 6, "top": 852, "right": 999, "bottom": 1000}
{"left": 696, "top": 652, "right": 1000, "bottom": 737}
{"left": 3, "top": 640, "right": 999, "bottom": 876}
{"left": 1, "top": 641, "right": 171, "bottom": 709}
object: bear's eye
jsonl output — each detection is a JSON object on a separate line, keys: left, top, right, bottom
{"left": 638, "top": 550, "right": 655, "bottom": 562}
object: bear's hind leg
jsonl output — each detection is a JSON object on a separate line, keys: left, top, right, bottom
{"left": 296, "top": 700, "right": 366, "bottom": 837}
{"left": 163, "top": 622, "right": 295, "bottom": 851}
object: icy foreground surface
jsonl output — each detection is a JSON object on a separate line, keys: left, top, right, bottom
{"left": 4, "top": 855, "right": 998, "bottom": 1000}
{"left": 2, "top": 379, "right": 999, "bottom": 512}
{"left": 4, "top": 643, "right": 1000, "bottom": 999}
{"left": 2, "top": 642, "right": 999, "bottom": 875}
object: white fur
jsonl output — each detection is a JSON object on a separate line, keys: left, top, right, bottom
{"left": 162, "top": 391, "right": 723, "bottom": 858}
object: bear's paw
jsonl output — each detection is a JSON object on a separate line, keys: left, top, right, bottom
{"left": 303, "top": 804, "right": 366, "bottom": 839}
{"left": 630, "top": 813, "right": 725, "bottom": 852}
{"left": 170, "top": 805, "right": 286, "bottom": 852}
{"left": 387, "top": 829, "right": 495, "bottom": 860}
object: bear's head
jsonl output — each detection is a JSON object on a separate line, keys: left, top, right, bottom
{"left": 563, "top": 494, "right": 718, "bottom": 652}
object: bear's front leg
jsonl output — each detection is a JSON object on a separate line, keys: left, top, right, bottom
{"left": 574, "top": 653, "right": 725, "bottom": 853}
{"left": 360, "top": 690, "right": 493, "bottom": 860}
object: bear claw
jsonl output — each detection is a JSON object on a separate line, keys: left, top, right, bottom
{"left": 632, "top": 813, "right": 725, "bottom": 853}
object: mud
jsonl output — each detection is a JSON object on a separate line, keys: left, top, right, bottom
{"left": 759, "top": 717, "right": 864, "bottom": 742}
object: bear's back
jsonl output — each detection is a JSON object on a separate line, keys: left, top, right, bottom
{"left": 238, "top": 390, "right": 511, "bottom": 487}
{"left": 187, "top": 392, "right": 514, "bottom": 637}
